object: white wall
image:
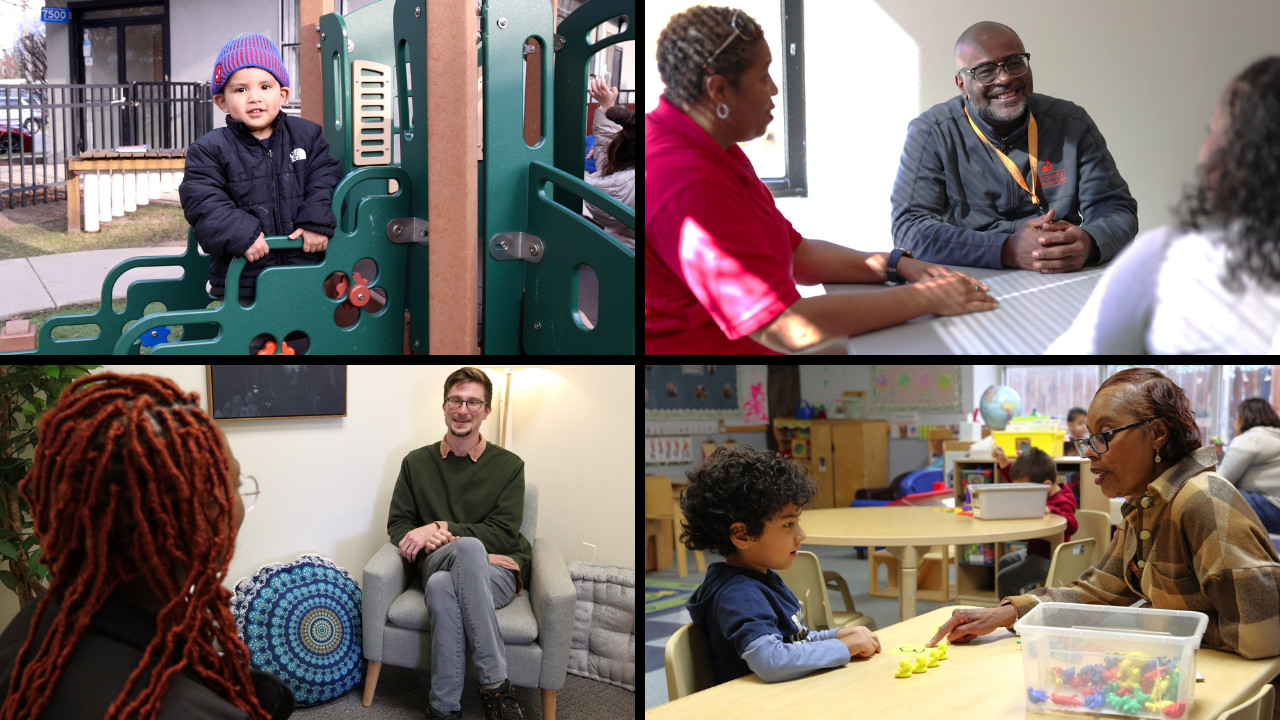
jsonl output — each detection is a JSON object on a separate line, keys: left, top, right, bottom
{"left": 0, "top": 364, "right": 632, "bottom": 630}
{"left": 747, "top": 1, "right": 1280, "bottom": 264}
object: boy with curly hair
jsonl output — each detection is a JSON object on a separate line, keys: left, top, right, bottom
{"left": 679, "top": 445, "right": 880, "bottom": 685}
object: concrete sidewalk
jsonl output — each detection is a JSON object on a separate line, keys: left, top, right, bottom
{"left": 0, "top": 246, "right": 188, "bottom": 321}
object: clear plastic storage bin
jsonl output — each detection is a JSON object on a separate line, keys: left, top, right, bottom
{"left": 968, "top": 483, "right": 1048, "bottom": 519}
{"left": 1014, "top": 602, "right": 1208, "bottom": 718}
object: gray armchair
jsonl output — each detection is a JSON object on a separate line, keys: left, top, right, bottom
{"left": 362, "top": 484, "right": 576, "bottom": 719}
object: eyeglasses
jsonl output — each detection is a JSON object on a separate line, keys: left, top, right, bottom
{"left": 239, "top": 474, "right": 260, "bottom": 513}
{"left": 1073, "top": 418, "right": 1154, "bottom": 458}
{"left": 962, "top": 53, "right": 1031, "bottom": 86}
{"left": 445, "top": 396, "right": 488, "bottom": 411}
{"left": 701, "top": 9, "right": 756, "bottom": 73}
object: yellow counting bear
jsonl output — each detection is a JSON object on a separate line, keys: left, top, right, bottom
{"left": 891, "top": 641, "right": 947, "bottom": 678}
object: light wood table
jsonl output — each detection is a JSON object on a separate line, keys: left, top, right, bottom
{"left": 647, "top": 606, "right": 1280, "bottom": 720}
{"left": 800, "top": 506, "right": 1067, "bottom": 620}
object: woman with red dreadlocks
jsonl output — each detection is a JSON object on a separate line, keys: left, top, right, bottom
{"left": 0, "top": 373, "right": 293, "bottom": 719}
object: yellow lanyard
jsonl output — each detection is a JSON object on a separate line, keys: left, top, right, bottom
{"left": 964, "top": 105, "right": 1040, "bottom": 208}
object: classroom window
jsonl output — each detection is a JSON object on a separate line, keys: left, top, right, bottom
{"left": 1111, "top": 365, "right": 1215, "bottom": 443}
{"left": 1216, "top": 365, "right": 1276, "bottom": 443}
{"left": 1003, "top": 366, "right": 1101, "bottom": 431}
{"left": 281, "top": 0, "right": 300, "bottom": 110}
{"left": 647, "top": 0, "right": 808, "bottom": 197}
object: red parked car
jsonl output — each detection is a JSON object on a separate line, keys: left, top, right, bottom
{"left": 0, "top": 124, "right": 32, "bottom": 155}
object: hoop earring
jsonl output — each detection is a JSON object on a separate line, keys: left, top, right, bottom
{"left": 716, "top": 103, "right": 730, "bottom": 120}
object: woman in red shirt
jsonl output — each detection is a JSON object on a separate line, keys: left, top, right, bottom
{"left": 647, "top": 6, "right": 999, "bottom": 354}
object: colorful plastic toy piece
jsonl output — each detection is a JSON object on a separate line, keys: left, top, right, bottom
{"left": 912, "top": 656, "right": 928, "bottom": 673}
{"left": 1162, "top": 701, "right": 1187, "bottom": 719}
{"left": 140, "top": 326, "right": 170, "bottom": 348}
{"left": 1050, "top": 693, "right": 1084, "bottom": 707}
{"left": 1027, "top": 688, "right": 1047, "bottom": 704}
{"left": 894, "top": 659, "right": 914, "bottom": 678}
{"left": 925, "top": 651, "right": 939, "bottom": 668}
{"left": 935, "top": 642, "right": 947, "bottom": 660}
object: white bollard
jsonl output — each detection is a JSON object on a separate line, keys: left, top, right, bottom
{"left": 149, "top": 170, "right": 162, "bottom": 199}
{"left": 111, "top": 172, "right": 125, "bottom": 217}
{"left": 98, "top": 172, "right": 112, "bottom": 224}
{"left": 83, "top": 172, "right": 99, "bottom": 232}
{"left": 135, "top": 172, "right": 149, "bottom": 206}
{"left": 160, "top": 170, "right": 173, "bottom": 192}
{"left": 123, "top": 170, "right": 136, "bottom": 213}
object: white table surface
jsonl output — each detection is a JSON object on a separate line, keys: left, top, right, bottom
{"left": 822, "top": 264, "right": 1107, "bottom": 354}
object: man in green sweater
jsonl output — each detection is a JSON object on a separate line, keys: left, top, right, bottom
{"left": 387, "top": 367, "right": 531, "bottom": 720}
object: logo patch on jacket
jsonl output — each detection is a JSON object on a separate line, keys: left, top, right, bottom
{"left": 1039, "top": 158, "right": 1068, "bottom": 188}
{"left": 290, "top": 148, "right": 307, "bottom": 163}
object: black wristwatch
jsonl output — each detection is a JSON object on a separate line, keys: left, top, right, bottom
{"left": 887, "top": 247, "right": 914, "bottom": 284}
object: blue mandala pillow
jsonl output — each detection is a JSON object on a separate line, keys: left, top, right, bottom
{"left": 230, "top": 554, "right": 364, "bottom": 706}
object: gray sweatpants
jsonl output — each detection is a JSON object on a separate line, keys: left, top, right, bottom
{"left": 421, "top": 536, "right": 519, "bottom": 713}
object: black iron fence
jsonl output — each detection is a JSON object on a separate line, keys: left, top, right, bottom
{"left": 0, "top": 82, "right": 213, "bottom": 208}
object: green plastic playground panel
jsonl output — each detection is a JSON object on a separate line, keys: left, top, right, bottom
{"left": 136, "top": 166, "right": 414, "bottom": 355}
{"left": 552, "top": 0, "right": 634, "bottom": 211}
{"left": 390, "top": 0, "right": 432, "bottom": 352}
{"left": 481, "top": 0, "right": 556, "bottom": 354}
{"left": 480, "top": 0, "right": 636, "bottom": 355}
{"left": 523, "top": 161, "right": 634, "bottom": 354}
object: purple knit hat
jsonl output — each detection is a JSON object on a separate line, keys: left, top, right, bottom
{"left": 211, "top": 33, "right": 289, "bottom": 96}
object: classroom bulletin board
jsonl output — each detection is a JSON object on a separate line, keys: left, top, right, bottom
{"left": 871, "top": 365, "right": 963, "bottom": 413}
{"left": 643, "top": 365, "right": 769, "bottom": 424}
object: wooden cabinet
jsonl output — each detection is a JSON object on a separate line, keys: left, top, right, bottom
{"left": 775, "top": 419, "right": 889, "bottom": 509}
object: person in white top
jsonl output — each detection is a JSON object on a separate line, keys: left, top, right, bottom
{"left": 1217, "top": 398, "right": 1280, "bottom": 533}
{"left": 585, "top": 78, "right": 635, "bottom": 249}
{"left": 1048, "top": 56, "right": 1280, "bottom": 353}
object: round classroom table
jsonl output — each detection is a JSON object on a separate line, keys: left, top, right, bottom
{"left": 799, "top": 506, "right": 1067, "bottom": 621}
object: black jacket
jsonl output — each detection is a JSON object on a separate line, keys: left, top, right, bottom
{"left": 180, "top": 113, "right": 343, "bottom": 297}
{"left": 890, "top": 93, "right": 1138, "bottom": 269}
{"left": 0, "top": 591, "right": 294, "bottom": 718}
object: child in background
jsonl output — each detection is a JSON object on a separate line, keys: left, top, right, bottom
{"left": 1065, "top": 407, "right": 1088, "bottom": 455}
{"left": 180, "top": 33, "right": 343, "bottom": 354}
{"left": 993, "top": 447, "right": 1078, "bottom": 594}
{"left": 680, "top": 446, "right": 880, "bottom": 686}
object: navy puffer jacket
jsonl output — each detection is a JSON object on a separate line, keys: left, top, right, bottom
{"left": 180, "top": 113, "right": 343, "bottom": 298}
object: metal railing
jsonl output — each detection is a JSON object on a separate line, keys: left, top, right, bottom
{"left": 0, "top": 82, "right": 213, "bottom": 208}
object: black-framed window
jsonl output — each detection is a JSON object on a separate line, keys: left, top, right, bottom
{"left": 762, "top": 0, "right": 806, "bottom": 198}
{"left": 646, "top": 0, "right": 807, "bottom": 197}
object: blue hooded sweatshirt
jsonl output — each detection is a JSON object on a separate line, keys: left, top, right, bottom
{"left": 685, "top": 561, "right": 850, "bottom": 685}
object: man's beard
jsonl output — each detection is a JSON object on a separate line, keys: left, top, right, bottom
{"left": 973, "top": 94, "right": 1028, "bottom": 129}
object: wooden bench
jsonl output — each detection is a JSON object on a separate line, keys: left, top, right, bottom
{"left": 66, "top": 149, "right": 187, "bottom": 232}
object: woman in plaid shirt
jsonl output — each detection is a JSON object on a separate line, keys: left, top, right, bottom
{"left": 928, "top": 367, "right": 1280, "bottom": 659}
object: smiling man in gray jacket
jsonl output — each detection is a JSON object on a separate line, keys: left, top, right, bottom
{"left": 890, "top": 21, "right": 1138, "bottom": 273}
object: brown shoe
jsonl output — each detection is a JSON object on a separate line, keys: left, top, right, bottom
{"left": 478, "top": 679, "right": 524, "bottom": 720}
